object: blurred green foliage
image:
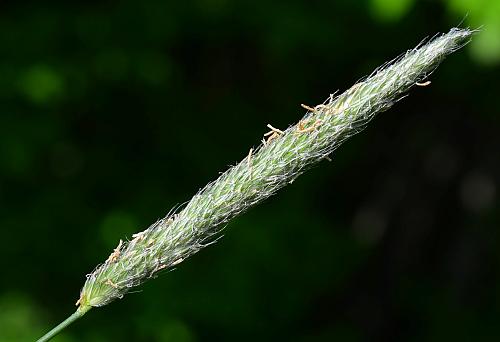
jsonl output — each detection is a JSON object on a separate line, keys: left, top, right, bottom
{"left": 448, "top": 0, "right": 500, "bottom": 64}
{"left": 370, "top": 0, "right": 416, "bottom": 22}
{"left": 0, "top": 1, "right": 499, "bottom": 341}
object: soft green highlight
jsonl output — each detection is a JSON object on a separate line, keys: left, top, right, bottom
{"left": 370, "top": 0, "right": 415, "bottom": 22}
{"left": 447, "top": 0, "right": 500, "bottom": 64}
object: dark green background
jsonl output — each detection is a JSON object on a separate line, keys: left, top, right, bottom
{"left": 1, "top": 0, "right": 499, "bottom": 341}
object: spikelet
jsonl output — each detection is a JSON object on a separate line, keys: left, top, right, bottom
{"left": 77, "top": 28, "right": 473, "bottom": 310}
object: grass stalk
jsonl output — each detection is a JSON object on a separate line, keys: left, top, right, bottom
{"left": 37, "top": 27, "right": 474, "bottom": 341}
{"left": 36, "top": 306, "right": 90, "bottom": 342}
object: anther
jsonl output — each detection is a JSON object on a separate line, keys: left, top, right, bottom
{"left": 296, "top": 119, "right": 323, "bottom": 133}
{"left": 107, "top": 239, "right": 123, "bottom": 263}
{"left": 75, "top": 294, "right": 84, "bottom": 306}
{"left": 171, "top": 258, "right": 184, "bottom": 266}
{"left": 105, "top": 279, "right": 119, "bottom": 289}
{"left": 301, "top": 103, "right": 316, "bottom": 112}
{"left": 266, "top": 131, "right": 280, "bottom": 144}
{"left": 416, "top": 80, "right": 431, "bottom": 86}
{"left": 266, "top": 124, "right": 284, "bottom": 135}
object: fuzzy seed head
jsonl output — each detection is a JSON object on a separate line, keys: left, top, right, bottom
{"left": 77, "top": 28, "right": 473, "bottom": 310}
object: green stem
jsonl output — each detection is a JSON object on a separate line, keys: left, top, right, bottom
{"left": 36, "top": 306, "right": 91, "bottom": 342}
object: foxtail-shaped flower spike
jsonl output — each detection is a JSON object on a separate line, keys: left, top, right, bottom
{"left": 37, "top": 27, "right": 474, "bottom": 342}
{"left": 78, "top": 27, "right": 474, "bottom": 310}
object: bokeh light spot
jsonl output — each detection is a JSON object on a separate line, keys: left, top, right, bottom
{"left": 18, "top": 65, "right": 64, "bottom": 105}
{"left": 469, "top": 23, "right": 500, "bottom": 65}
{"left": 370, "top": 0, "right": 415, "bottom": 22}
{"left": 0, "top": 293, "right": 45, "bottom": 341}
{"left": 447, "top": 0, "right": 500, "bottom": 65}
{"left": 136, "top": 52, "right": 172, "bottom": 85}
{"left": 460, "top": 172, "right": 496, "bottom": 213}
{"left": 156, "top": 319, "right": 195, "bottom": 342}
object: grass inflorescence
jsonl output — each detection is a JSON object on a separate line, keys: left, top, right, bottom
{"left": 37, "top": 27, "right": 474, "bottom": 342}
